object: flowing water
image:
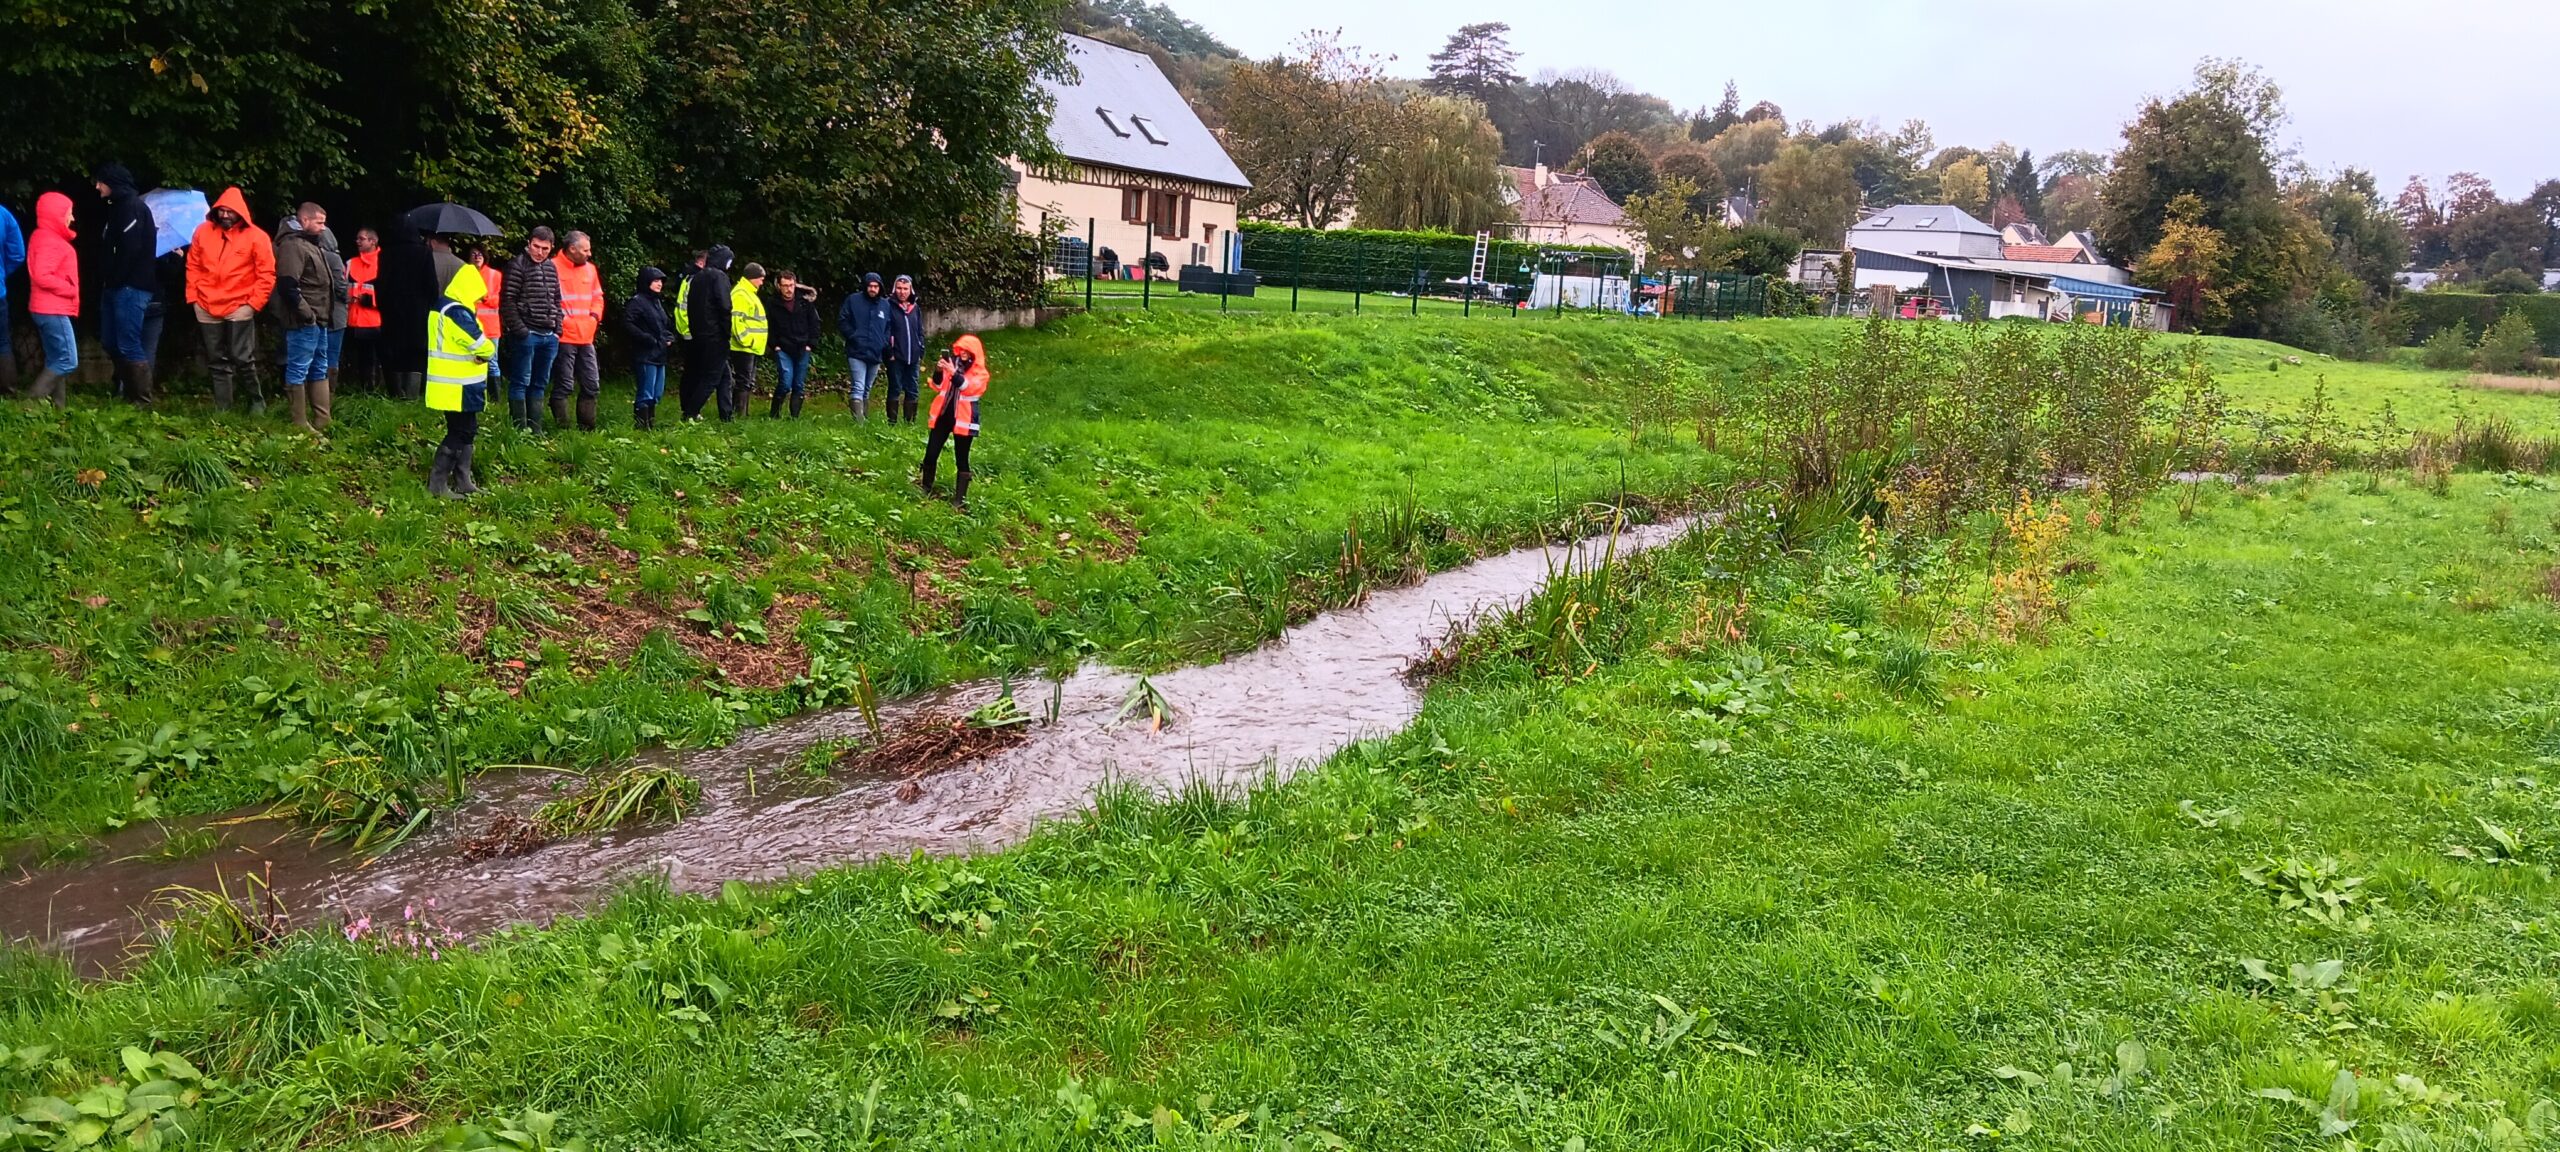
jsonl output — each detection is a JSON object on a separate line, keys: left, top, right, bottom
{"left": 4, "top": 519, "right": 1697, "bottom": 974}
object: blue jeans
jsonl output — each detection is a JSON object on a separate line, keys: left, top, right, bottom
{"left": 32, "top": 314, "right": 77, "bottom": 375}
{"left": 774, "top": 348, "right": 811, "bottom": 395}
{"left": 883, "top": 361, "right": 920, "bottom": 403}
{"left": 634, "top": 361, "right": 667, "bottom": 407}
{"left": 282, "top": 326, "right": 328, "bottom": 387}
{"left": 324, "top": 328, "right": 344, "bottom": 378}
{"left": 845, "top": 357, "right": 879, "bottom": 401}
{"left": 503, "top": 331, "right": 560, "bottom": 402}
{"left": 102, "top": 286, "right": 154, "bottom": 362}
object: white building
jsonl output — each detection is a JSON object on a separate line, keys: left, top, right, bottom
{"left": 1012, "top": 34, "right": 1251, "bottom": 275}
{"left": 1846, "top": 205, "right": 2006, "bottom": 260}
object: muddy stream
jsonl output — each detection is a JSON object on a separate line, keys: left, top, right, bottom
{"left": 6, "top": 519, "right": 1697, "bottom": 973}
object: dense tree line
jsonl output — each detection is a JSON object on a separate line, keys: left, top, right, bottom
{"left": 4, "top": 0, "right": 1070, "bottom": 303}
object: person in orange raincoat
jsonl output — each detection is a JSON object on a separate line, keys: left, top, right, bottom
{"left": 919, "top": 333, "right": 989, "bottom": 509}
{"left": 184, "top": 186, "right": 277, "bottom": 413}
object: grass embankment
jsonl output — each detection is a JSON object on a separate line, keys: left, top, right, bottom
{"left": 5, "top": 310, "right": 1883, "bottom": 847}
{"left": 10, "top": 474, "right": 2560, "bottom": 1149}
{"left": 2183, "top": 334, "right": 2560, "bottom": 438}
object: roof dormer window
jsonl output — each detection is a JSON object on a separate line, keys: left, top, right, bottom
{"left": 1914, "top": 217, "right": 1939, "bottom": 228}
{"left": 1865, "top": 216, "right": 1892, "bottom": 228}
{"left": 1094, "top": 107, "right": 1132, "bottom": 138}
{"left": 1129, "top": 115, "right": 1167, "bottom": 145}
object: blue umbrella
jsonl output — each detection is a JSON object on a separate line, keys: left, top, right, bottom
{"left": 142, "top": 188, "right": 208, "bottom": 256}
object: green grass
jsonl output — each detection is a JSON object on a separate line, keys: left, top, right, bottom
{"left": 2177, "top": 333, "right": 2560, "bottom": 438}
{"left": 9, "top": 473, "right": 2560, "bottom": 1149}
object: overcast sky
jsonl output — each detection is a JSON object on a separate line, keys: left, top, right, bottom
{"left": 1165, "top": 0, "right": 2556, "bottom": 198}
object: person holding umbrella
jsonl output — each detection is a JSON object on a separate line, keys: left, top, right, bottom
{"left": 395, "top": 202, "right": 504, "bottom": 402}
{"left": 423, "top": 251, "right": 497, "bottom": 499}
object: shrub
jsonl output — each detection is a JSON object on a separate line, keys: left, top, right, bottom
{"left": 2421, "top": 321, "right": 2473, "bottom": 370}
{"left": 1238, "top": 222, "right": 1622, "bottom": 296}
{"left": 2476, "top": 311, "right": 2545, "bottom": 373}
{"left": 2403, "top": 293, "right": 2560, "bottom": 355}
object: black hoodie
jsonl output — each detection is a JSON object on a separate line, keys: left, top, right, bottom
{"left": 623, "top": 265, "right": 675, "bottom": 366}
{"left": 91, "top": 163, "right": 159, "bottom": 294}
{"left": 686, "top": 244, "right": 734, "bottom": 349}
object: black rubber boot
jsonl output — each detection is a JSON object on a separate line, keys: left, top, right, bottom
{"left": 789, "top": 392, "right": 803, "bottom": 418}
{"left": 28, "top": 370, "right": 64, "bottom": 410}
{"left": 952, "top": 469, "right": 972, "bottom": 511}
{"left": 767, "top": 388, "right": 783, "bottom": 418}
{"left": 0, "top": 352, "right": 18, "bottom": 398}
{"left": 127, "top": 361, "right": 156, "bottom": 408}
{"left": 525, "top": 393, "right": 546, "bottom": 434}
{"left": 576, "top": 394, "right": 597, "bottom": 432}
{"left": 454, "top": 442, "right": 481, "bottom": 495}
{"left": 506, "top": 394, "right": 525, "bottom": 431}
{"left": 918, "top": 460, "right": 937, "bottom": 496}
{"left": 426, "top": 446, "right": 454, "bottom": 499}
{"left": 548, "top": 390, "right": 569, "bottom": 431}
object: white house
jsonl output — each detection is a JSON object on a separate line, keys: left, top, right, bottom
{"left": 1012, "top": 34, "right": 1251, "bottom": 274}
{"left": 1846, "top": 205, "right": 2007, "bottom": 260}
{"left": 1500, "top": 164, "right": 1639, "bottom": 254}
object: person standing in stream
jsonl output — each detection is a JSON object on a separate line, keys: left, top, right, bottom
{"left": 185, "top": 186, "right": 277, "bottom": 415}
{"left": 678, "top": 245, "right": 733, "bottom": 421}
{"left": 919, "top": 333, "right": 989, "bottom": 509}
{"left": 622, "top": 266, "right": 674, "bottom": 429}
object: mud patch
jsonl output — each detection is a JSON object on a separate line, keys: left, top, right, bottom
{"left": 839, "top": 714, "right": 1031, "bottom": 791}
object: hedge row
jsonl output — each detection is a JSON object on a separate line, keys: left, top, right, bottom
{"left": 1238, "top": 223, "right": 1627, "bottom": 293}
{"left": 2401, "top": 293, "right": 2560, "bottom": 355}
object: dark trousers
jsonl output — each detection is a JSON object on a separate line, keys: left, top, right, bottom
{"left": 549, "top": 341, "right": 601, "bottom": 400}
{"left": 441, "top": 409, "right": 479, "bottom": 448}
{"left": 342, "top": 327, "right": 382, "bottom": 392}
{"left": 722, "top": 351, "right": 754, "bottom": 421}
{"left": 198, "top": 317, "right": 260, "bottom": 406}
{"left": 923, "top": 399, "right": 973, "bottom": 479}
{"left": 679, "top": 343, "right": 726, "bottom": 421}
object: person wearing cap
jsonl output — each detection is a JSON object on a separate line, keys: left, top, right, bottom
{"left": 880, "top": 274, "right": 926, "bottom": 424}
{"left": 679, "top": 246, "right": 733, "bottom": 421}
{"left": 835, "top": 272, "right": 891, "bottom": 421}
{"left": 91, "top": 163, "right": 160, "bottom": 406}
{"left": 724, "top": 261, "right": 769, "bottom": 422}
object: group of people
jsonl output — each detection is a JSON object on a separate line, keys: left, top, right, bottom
{"left": 2, "top": 170, "right": 993, "bottom": 506}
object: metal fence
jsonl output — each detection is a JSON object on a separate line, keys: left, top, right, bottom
{"left": 1039, "top": 217, "right": 1772, "bottom": 323}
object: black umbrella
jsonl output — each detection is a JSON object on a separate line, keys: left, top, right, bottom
{"left": 406, "top": 201, "right": 502, "bottom": 236}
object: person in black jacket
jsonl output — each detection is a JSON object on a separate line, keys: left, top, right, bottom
{"left": 835, "top": 272, "right": 891, "bottom": 421}
{"left": 90, "top": 163, "right": 160, "bottom": 405}
{"left": 678, "top": 244, "right": 733, "bottom": 422}
{"left": 499, "top": 226, "right": 562, "bottom": 431}
{"left": 376, "top": 215, "right": 435, "bottom": 400}
{"left": 768, "top": 269, "right": 820, "bottom": 419}
{"left": 623, "top": 265, "right": 674, "bottom": 429}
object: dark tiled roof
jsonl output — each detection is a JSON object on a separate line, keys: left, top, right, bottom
{"left": 1501, "top": 166, "right": 1627, "bottom": 227}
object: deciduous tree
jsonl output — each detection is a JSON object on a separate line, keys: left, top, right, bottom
{"left": 1760, "top": 142, "right": 1860, "bottom": 245}
{"left": 1656, "top": 150, "right": 1726, "bottom": 218}
{"left": 1219, "top": 33, "right": 1395, "bottom": 228}
{"left": 2137, "top": 193, "right": 2235, "bottom": 331}
{"left": 1576, "top": 130, "right": 1657, "bottom": 201}
{"left": 1355, "top": 95, "right": 1510, "bottom": 234}
{"left": 1936, "top": 157, "right": 1991, "bottom": 216}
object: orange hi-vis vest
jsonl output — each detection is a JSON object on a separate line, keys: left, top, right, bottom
{"left": 555, "top": 253, "right": 604, "bottom": 345}
{"left": 475, "top": 266, "right": 503, "bottom": 340}
{"left": 346, "top": 250, "right": 382, "bottom": 329}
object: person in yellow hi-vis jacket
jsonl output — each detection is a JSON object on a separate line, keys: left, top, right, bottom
{"left": 723, "top": 261, "right": 768, "bottom": 422}
{"left": 424, "top": 252, "right": 498, "bottom": 499}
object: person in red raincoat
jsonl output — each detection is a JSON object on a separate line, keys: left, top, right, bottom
{"left": 919, "top": 333, "right": 989, "bottom": 509}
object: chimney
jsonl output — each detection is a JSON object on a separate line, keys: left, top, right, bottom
{"left": 1533, "top": 162, "right": 1550, "bottom": 189}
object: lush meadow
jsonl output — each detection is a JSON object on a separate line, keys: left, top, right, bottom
{"left": 7, "top": 313, "right": 2560, "bottom": 1150}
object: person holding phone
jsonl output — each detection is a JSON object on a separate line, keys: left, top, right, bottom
{"left": 919, "top": 333, "right": 989, "bottom": 509}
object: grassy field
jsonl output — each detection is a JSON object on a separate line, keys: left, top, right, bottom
{"left": 9, "top": 314, "right": 2560, "bottom": 1149}
{"left": 9, "top": 474, "right": 2560, "bottom": 1149}
{"left": 2177, "top": 334, "right": 2560, "bottom": 438}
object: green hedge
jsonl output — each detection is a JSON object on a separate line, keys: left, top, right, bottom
{"left": 1238, "top": 222, "right": 1627, "bottom": 295}
{"left": 2401, "top": 293, "right": 2560, "bottom": 355}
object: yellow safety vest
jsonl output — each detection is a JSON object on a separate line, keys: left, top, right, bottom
{"left": 672, "top": 274, "right": 693, "bottom": 339}
{"left": 729, "top": 280, "right": 768, "bottom": 355}
{"left": 426, "top": 300, "right": 496, "bottom": 412}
